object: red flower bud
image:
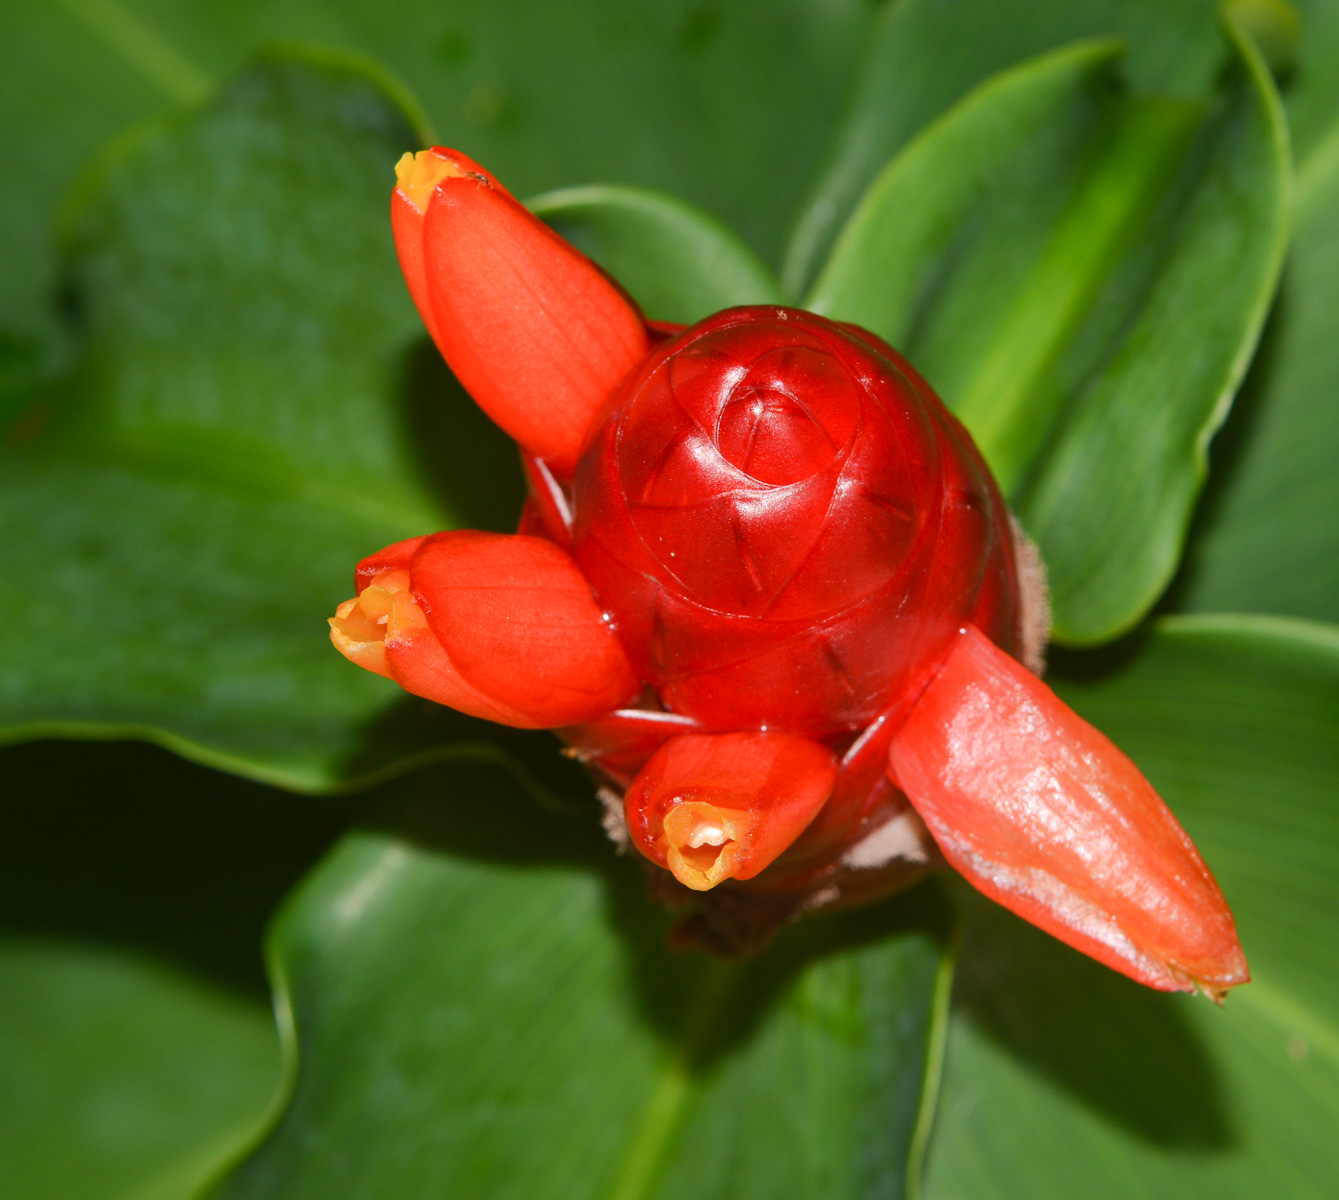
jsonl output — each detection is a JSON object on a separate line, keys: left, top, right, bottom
{"left": 390, "top": 149, "right": 648, "bottom": 474}
{"left": 569, "top": 307, "right": 1020, "bottom": 740}
{"left": 331, "top": 531, "right": 637, "bottom": 728}
{"left": 327, "top": 148, "right": 1248, "bottom": 992}
{"left": 624, "top": 732, "right": 838, "bottom": 890}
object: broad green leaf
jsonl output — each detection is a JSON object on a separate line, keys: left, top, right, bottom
{"left": 0, "top": 737, "right": 367, "bottom": 994}
{"left": 1172, "top": 7, "right": 1339, "bottom": 623}
{"left": 783, "top": 0, "right": 1234, "bottom": 295}
{"left": 0, "top": 54, "right": 536, "bottom": 790}
{"left": 1173, "top": 164, "right": 1339, "bottom": 623}
{"left": 0, "top": 0, "right": 873, "bottom": 345}
{"left": 529, "top": 185, "right": 787, "bottom": 325}
{"left": 922, "top": 615, "right": 1339, "bottom": 1198}
{"left": 0, "top": 938, "right": 279, "bottom": 1200}
{"left": 809, "top": 26, "right": 1289, "bottom": 644}
{"left": 214, "top": 762, "right": 953, "bottom": 1200}
{"left": 0, "top": 734, "right": 370, "bottom": 1200}
{"left": 0, "top": 732, "right": 384, "bottom": 1200}
{"left": 1283, "top": 0, "right": 1339, "bottom": 165}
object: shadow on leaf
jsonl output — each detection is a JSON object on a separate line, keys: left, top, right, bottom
{"left": 361, "top": 756, "right": 953, "bottom": 1073}
{"left": 333, "top": 691, "right": 598, "bottom": 812}
{"left": 949, "top": 881, "right": 1234, "bottom": 1151}
{"left": 0, "top": 739, "right": 362, "bottom": 997}
{"left": 1157, "top": 276, "right": 1286, "bottom": 614}
{"left": 395, "top": 336, "right": 527, "bottom": 534}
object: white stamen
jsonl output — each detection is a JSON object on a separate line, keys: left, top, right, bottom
{"left": 687, "top": 824, "right": 728, "bottom": 848}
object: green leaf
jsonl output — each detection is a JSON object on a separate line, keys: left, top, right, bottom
{"left": 214, "top": 763, "right": 953, "bottom": 1200}
{"left": 1172, "top": 14, "right": 1339, "bottom": 623}
{"left": 1281, "top": 0, "right": 1339, "bottom": 165}
{"left": 529, "top": 185, "right": 788, "bottom": 325}
{"left": 0, "top": 938, "right": 279, "bottom": 1200}
{"left": 0, "top": 0, "right": 874, "bottom": 346}
{"left": 0, "top": 735, "right": 360, "bottom": 1200}
{"left": 922, "top": 615, "right": 1339, "bottom": 1198}
{"left": 0, "top": 737, "right": 367, "bottom": 993}
{"left": 0, "top": 53, "right": 539, "bottom": 790}
{"left": 0, "top": 53, "right": 559, "bottom": 787}
{"left": 808, "top": 26, "right": 1289, "bottom": 644}
{"left": 783, "top": 0, "right": 1232, "bottom": 295}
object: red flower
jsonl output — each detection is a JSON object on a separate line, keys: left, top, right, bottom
{"left": 330, "top": 147, "right": 1248, "bottom": 997}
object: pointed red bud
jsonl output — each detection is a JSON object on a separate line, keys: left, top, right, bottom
{"left": 330, "top": 531, "right": 638, "bottom": 728}
{"left": 624, "top": 732, "right": 837, "bottom": 891}
{"left": 330, "top": 566, "right": 532, "bottom": 724}
{"left": 392, "top": 148, "right": 650, "bottom": 475}
{"left": 889, "top": 625, "right": 1248, "bottom": 997}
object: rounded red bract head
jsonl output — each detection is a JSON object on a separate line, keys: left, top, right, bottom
{"left": 572, "top": 306, "right": 1020, "bottom": 739}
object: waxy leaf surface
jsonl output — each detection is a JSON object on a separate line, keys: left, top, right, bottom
{"left": 214, "top": 764, "right": 952, "bottom": 1200}
{"left": 529, "top": 185, "right": 788, "bottom": 326}
{"left": 1175, "top": 12, "right": 1339, "bottom": 625}
{"left": 0, "top": 55, "right": 535, "bottom": 789}
{"left": 922, "top": 616, "right": 1339, "bottom": 1198}
{"left": 809, "top": 29, "right": 1289, "bottom": 644}
{"left": 783, "top": 0, "right": 1231, "bottom": 294}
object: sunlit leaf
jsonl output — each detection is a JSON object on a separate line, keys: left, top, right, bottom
{"left": 783, "top": 0, "right": 1230, "bottom": 295}
{"left": 214, "top": 763, "right": 952, "bottom": 1200}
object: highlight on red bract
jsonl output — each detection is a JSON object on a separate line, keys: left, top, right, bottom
{"left": 327, "top": 146, "right": 1247, "bottom": 994}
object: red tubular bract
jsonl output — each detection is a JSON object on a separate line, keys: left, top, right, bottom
{"left": 411, "top": 532, "right": 639, "bottom": 727}
{"left": 889, "top": 625, "right": 1248, "bottom": 996}
{"left": 333, "top": 532, "right": 638, "bottom": 729}
{"left": 624, "top": 732, "right": 838, "bottom": 890}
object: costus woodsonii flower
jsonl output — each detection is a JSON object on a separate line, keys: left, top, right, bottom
{"left": 329, "top": 146, "right": 1249, "bottom": 998}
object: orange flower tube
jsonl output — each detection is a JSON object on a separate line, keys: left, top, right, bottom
{"left": 330, "top": 531, "right": 638, "bottom": 728}
{"left": 624, "top": 732, "right": 838, "bottom": 891}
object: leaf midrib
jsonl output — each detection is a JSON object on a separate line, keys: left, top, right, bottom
{"left": 56, "top": 0, "right": 210, "bottom": 104}
{"left": 604, "top": 960, "right": 739, "bottom": 1200}
{"left": 1235, "top": 977, "right": 1339, "bottom": 1073}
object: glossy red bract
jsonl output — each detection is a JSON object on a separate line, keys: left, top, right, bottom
{"left": 571, "top": 306, "right": 1020, "bottom": 740}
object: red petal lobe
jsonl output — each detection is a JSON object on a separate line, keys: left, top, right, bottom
{"left": 355, "top": 535, "right": 427, "bottom": 593}
{"left": 331, "top": 567, "right": 532, "bottom": 725}
{"left": 411, "top": 531, "right": 639, "bottom": 727}
{"left": 413, "top": 149, "right": 648, "bottom": 474}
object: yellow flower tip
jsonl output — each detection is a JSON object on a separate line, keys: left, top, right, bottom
{"left": 394, "top": 150, "right": 466, "bottom": 214}
{"left": 662, "top": 801, "right": 752, "bottom": 891}
{"left": 328, "top": 569, "right": 414, "bottom": 680}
